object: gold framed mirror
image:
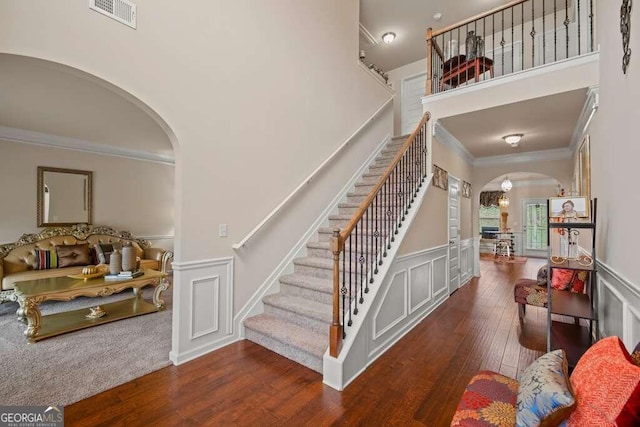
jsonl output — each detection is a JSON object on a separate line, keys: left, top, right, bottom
{"left": 37, "top": 166, "right": 92, "bottom": 227}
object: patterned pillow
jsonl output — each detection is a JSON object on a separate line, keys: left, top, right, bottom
{"left": 94, "top": 242, "right": 122, "bottom": 264}
{"left": 568, "top": 336, "right": 640, "bottom": 426}
{"left": 550, "top": 268, "right": 588, "bottom": 293}
{"left": 56, "top": 243, "right": 91, "bottom": 268}
{"left": 33, "top": 249, "right": 58, "bottom": 270}
{"left": 516, "top": 349, "right": 576, "bottom": 427}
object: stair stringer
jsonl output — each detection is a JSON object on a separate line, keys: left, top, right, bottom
{"left": 323, "top": 173, "right": 443, "bottom": 391}
{"left": 233, "top": 133, "right": 392, "bottom": 337}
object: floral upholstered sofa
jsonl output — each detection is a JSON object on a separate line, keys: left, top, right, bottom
{"left": 0, "top": 224, "right": 173, "bottom": 303}
{"left": 450, "top": 336, "right": 640, "bottom": 426}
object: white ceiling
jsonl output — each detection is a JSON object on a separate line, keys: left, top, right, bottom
{"left": 439, "top": 88, "right": 587, "bottom": 158}
{"left": 360, "top": 0, "right": 516, "bottom": 72}
{"left": 0, "top": 54, "right": 172, "bottom": 157}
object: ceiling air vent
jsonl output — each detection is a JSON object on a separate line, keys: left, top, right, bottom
{"left": 89, "top": 0, "right": 137, "bottom": 29}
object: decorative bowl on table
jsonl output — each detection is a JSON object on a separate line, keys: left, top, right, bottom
{"left": 67, "top": 264, "right": 109, "bottom": 281}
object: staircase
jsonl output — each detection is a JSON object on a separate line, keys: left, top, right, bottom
{"left": 243, "top": 136, "right": 408, "bottom": 373}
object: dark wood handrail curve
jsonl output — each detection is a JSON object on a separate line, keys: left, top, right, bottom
{"left": 338, "top": 112, "right": 431, "bottom": 242}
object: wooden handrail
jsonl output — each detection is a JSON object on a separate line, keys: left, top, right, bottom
{"left": 339, "top": 112, "right": 431, "bottom": 242}
{"left": 429, "top": 0, "right": 528, "bottom": 39}
{"left": 232, "top": 98, "right": 393, "bottom": 250}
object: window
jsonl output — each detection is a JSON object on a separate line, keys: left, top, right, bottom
{"left": 479, "top": 205, "right": 500, "bottom": 230}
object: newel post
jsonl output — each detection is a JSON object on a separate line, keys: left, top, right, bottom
{"left": 426, "top": 28, "right": 433, "bottom": 95}
{"left": 329, "top": 228, "right": 343, "bottom": 357}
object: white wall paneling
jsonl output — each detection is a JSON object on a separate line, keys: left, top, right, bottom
{"left": 368, "top": 245, "right": 449, "bottom": 359}
{"left": 460, "top": 238, "right": 474, "bottom": 285}
{"left": 169, "top": 257, "right": 235, "bottom": 365}
{"left": 597, "top": 260, "right": 640, "bottom": 352}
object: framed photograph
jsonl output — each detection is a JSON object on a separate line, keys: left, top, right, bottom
{"left": 549, "top": 196, "right": 590, "bottom": 219}
{"left": 578, "top": 135, "right": 591, "bottom": 203}
{"left": 432, "top": 165, "right": 448, "bottom": 190}
{"left": 461, "top": 180, "right": 472, "bottom": 198}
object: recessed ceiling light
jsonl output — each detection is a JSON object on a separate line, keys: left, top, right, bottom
{"left": 502, "top": 133, "right": 523, "bottom": 147}
{"left": 433, "top": 12, "right": 443, "bottom": 21}
{"left": 382, "top": 32, "right": 396, "bottom": 44}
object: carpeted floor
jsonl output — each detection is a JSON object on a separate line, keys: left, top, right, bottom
{"left": 479, "top": 253, "right": 528, "bottom": 264}
{"left": 0, "top": 285, "right": 172, "bottom": 406}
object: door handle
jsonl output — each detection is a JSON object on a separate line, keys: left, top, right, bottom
{"left": 449, "top": 240, "right": 455, "bottom": 245}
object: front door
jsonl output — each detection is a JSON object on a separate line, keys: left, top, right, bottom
{"left": 448, "top": 175, "right": 461, "bottom": 294}
{"left": 521, "top": 198, "right": 548, "bottom": 257}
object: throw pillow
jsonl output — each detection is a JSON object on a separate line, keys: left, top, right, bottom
{"left": 516, "top": 349, "right": 576, "bottom": 427}
{"left": 33, "top": 249, "right": 58, "bottom": 270}
{"left": 568, "top": 336, "right": 640, "bottom": 426}
{"left": 94, "top": 242, "right": 122, "bottom": 264}
{"left": 550, "top": 269, "right": 588, "bottom": 293}
{"left": 56, "top": 243, "right": 91, "bottom": 268}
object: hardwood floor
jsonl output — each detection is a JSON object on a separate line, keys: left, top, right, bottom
{"left": 66, "top": 258, "right": 547, "bottom": 426}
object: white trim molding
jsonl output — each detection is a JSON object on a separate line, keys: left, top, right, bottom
{"left": 170, "top": 256, "right": 236, "bottom": 365}
{"left": 0, "top": 125, "right": 175, "bottom": 165}
{"left": 358, "top": 61, "right": 395, "bottom": 94}
{"left": 569, "top": 85, "right": 599, "bottom": 152}
{"left": 473, "top": 148, "right": 572, "bottom": 168}
{"left": 138, "top": 235, "right": 174, "bottom": 241}
{"left": 597, "top": 259, "right": 640, "bottom": 352}
{"left": 433, "top": 120, "right": 474, "bottom": 165}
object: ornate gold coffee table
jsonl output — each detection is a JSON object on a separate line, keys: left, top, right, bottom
{"left": 13, "top": 269, "right": 169, "bottom": 342}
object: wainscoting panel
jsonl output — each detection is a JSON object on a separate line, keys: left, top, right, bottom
{"left": 460, "top": 238, "right": 474, "bottom": 285}
{"left": 432, "top": 255, "right": 448, "bottom": 297}
{"left": 409, "top": 262, "right": 432, "bottom": 313}
{"left": 373, "top": 271, "right": 407, "bottom": 339}
{"left": 597, "top": 260, "right": 640, "bottom": 352}
{"left": 170, "top": 257, "right": 234, "bottom": 365}
{"left": 190, "top": 276, "right": 220, "bottom": 339}
{"left": 367, "top": 245, "right": 450, "bottom": 359}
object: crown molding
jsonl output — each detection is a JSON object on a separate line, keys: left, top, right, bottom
{"left": 483, "top": 178, "right": 558, "bottom": 191}
{"left": 0, "top": 125, "right": 175, "bottom": 165}
{"left": 359, "top": 23, "right": 379, "bottom": 48}
{"left": 433, "top": 120, "right": 474, "bottom": 165}
{"left": 474, "top": 148, "right": 572, "bottom": 167}
{"left": 569, "top": 85, "right": 599, "bottom": 153}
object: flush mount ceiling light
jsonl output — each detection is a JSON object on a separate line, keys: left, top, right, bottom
{"left": 382, "top": 32, "right": 396, "bottom": 44}
{"left": 433, "top": 12, "right": 443, "bottom": 21}
{"left": 501, "top": 176, "right": 513, "bottom": 192}
{"left": 503, "top": 133, "right": 523, "bottom": 147}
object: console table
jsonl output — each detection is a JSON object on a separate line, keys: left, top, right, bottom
{"left": 13, "top": 269, "right": 169, "bottom": 342}
{"left": 441, "top": 55, "right": 494, "bottom": 91}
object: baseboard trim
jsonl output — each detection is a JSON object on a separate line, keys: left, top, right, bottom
{"left": 169, "top": 335, "right": 242, "bottom": 365}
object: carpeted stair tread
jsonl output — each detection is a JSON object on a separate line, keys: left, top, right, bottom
{"left": 263, "top": 294, "right": 332, "bottom": 323}
{"left": 244, "top": 314, "right": 327, "bottom": 358}
{"left": 279, "top": 273, "right": 333, "bottom": 293}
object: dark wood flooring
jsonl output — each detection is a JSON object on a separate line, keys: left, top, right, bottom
{"left": 66, "top": 258, "right": 547, "bottom": 426}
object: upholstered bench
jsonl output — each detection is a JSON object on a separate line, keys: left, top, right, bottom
{"left": 514, "top": 267, "right": 589, "bottom": 319}
{"left": 450, "top": 336, "right": 640, "bottom": 426}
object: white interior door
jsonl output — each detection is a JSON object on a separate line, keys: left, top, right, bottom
{"left": 448, "top": 176, "right": 461, "bottom": 294}
{"left": 521, "top": 198, "right": 548, "bottom": 257}
{"left": 401, "top": 73, "right": 426, "bottom": 135}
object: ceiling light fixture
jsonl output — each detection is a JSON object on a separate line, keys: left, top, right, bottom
{"left": 433, "top": 12, "right": 443, "bottom": 21}
{"left": 501, "top": 176, "right": 513, "bottom": 192}
{"left": 382, "top": 32, "right": 396, "bottom": 44}
{"left": 502, "top": 133, "right": 523, "bottom": 147}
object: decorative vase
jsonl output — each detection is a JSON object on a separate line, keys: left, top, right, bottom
{"left": 475, "top": 36, "right": 485, "bottom": 58}
{"left": 121, "top": 242, "right": 136, "bottom": 272}
{"left": 465, "top": 31, "right": 477, "bottom": 60}
{"left": 109, "top": 250, "right": 122, "bottom": 275}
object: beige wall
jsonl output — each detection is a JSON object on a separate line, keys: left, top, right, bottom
{"left": 590, "top": 2, "right": 640, "bottom": 285}
{"left": 387, "top": 58, "right": 428, "bottom": 136}
{"left": 399, "top": 137, "right": 473, "bottom": 254}
{"left": 0, "top": 140, "right": 174, "bottom": 246}
{"left": 0, "top": 1, "right": 392, "bottom": 315}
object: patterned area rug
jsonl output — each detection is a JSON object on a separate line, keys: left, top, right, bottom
{"left": 480, "top": 253, "right": 528, "bottom": 264}
{"left": 0, "top": 284, "right": 172, "bottom": 407}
